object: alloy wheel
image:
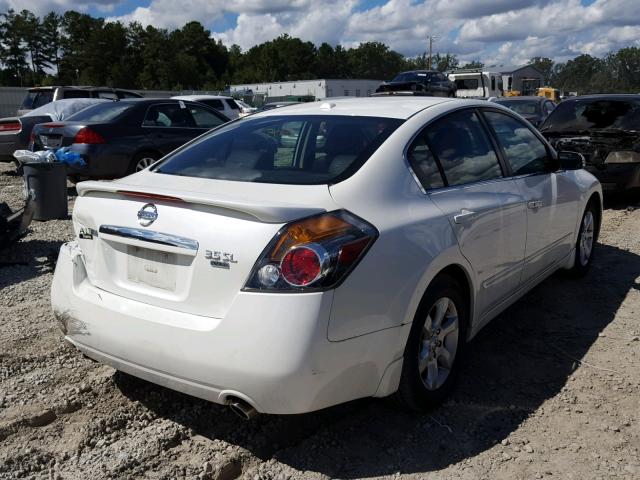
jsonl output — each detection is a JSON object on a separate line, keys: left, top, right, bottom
{"left": 135, "top": 157, "right": 156, "bottom": 172}
{"left": 579, "top": 210, "right": 595, "bottom": 266}
{"left": 418, "top": 297, "right": 459, "bottom": 391}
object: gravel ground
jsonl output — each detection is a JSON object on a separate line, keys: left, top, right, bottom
{"left": 1, "top": 161, "right": 639, "bottom": 480}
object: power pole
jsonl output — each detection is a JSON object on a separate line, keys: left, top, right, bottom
{"left": 426, "top": 35, "right": 437, "bottom": 69}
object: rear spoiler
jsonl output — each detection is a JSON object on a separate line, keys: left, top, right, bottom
{"left": 76, "top": 181, "right": 325, "bottom": 224}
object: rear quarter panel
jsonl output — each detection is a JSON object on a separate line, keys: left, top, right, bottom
{"left": 327, "top": 104, "right": 477, "bottom": 344}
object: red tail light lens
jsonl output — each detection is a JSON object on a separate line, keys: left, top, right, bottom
{"left": 0, "top": 121, "right": 21, "bottom": 132}
{"left": 281, "top": 245, "right": 323, "bottom": 286}
{"left": 74, "top": 127, "right": 106, "bottom": 144}
{"left": 244, "top": 210, "right": 377, "bottom": 291}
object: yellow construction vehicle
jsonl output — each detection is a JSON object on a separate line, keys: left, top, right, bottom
{"left": 504, "top": 90, "right": 521, "bottom": 97}
{"left": 537, "top": 87, "right": 561, "bottom": 102}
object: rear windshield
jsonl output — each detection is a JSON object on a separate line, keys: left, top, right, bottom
{"left": 541, "top": 98, "right": 640, "bottom": 132}
{"left": 153, "top": 115, "right": 403, "bottom": 184}
{"left": 66, "top": 102, "right": 135, "bottom": 122}
{"left": 20, "top": 90, "right": 54, "bottom": 110}
{"left": 495, "top": 100, "right": 540, "bottom": 115}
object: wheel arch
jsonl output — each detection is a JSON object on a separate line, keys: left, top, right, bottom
{"left": 409, "top": 261, "right": 476, "bottom": 342}
{"left": 586, "top": 191, "right": 603, "bottom": 241}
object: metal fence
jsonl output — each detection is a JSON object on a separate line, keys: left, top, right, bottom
{"left": 0, "top": 87, "right": 265, "bottom": 118}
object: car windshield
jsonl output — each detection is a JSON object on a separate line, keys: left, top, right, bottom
{"left": 495, "top": 100, "right": 540, "bottom": 115}
{"left": 153, "top": 115, "right": 403, "bottom": 185}
{"left": 541, "top": 98, "right": 640, "bottom": 132}
{"left": 391, "top": 72, "right": 428, "bottom": 82}
{"left": 66, "top": 102, "right": 135, "bottom": 122}
{"left": 20, "top": 90, "right": 54, "bottom": 110}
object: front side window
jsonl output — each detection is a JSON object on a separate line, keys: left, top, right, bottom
{"left": 483, "top": 110, "right": 548, "bottom": 175}
{"left": 153, "top": 115, "right": 403, "bottom": 185}
{"left": 425, "top": 109, "right": 502, "bottom": 186}
{"left": 189, "top": 105, "right": 226, "bottom": 128}
{"left": 143, "top": 104, "right": 195, "bottom": 128}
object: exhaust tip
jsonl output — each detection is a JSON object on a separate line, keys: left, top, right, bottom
{"left": 227, "top": 397, "right": 258, "bottom": 420}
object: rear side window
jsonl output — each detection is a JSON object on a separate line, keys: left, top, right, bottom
{"left": 143, "top": 104, "right": 195, "bottom": 128}
{"left": 425, "top": 110, "right": 502, "bottom": 186}
{"left": 225, "top": 99, "right": 240, "bottom": 110}
{"left": 200, "top": 99, "right": 224, "bottom": 110}
{"left": 153, "top": 115, "right": 403, "bottom": 185}
{"left": 483, "top": 111, "right": 548, "bottom": 175}
{"left": 407, "top": 134, "right": 444, "bottom": 190}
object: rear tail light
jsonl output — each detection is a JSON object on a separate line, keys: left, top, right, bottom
{"left": 244, "top": 210, "right": 378, "bottom": 291}
{"left": 74, "top": 127, "right": 106, "bottom": 144}
{"left": 0, "top": 121, "right": 21, "bottom": 132}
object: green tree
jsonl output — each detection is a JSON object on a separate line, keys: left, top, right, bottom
{"left": 432, "top": 53, "right": 459, "bottom": 72}
{"left": 460, "top": 60, "right": 484, "bottom": 69}
{"left": 41, "top": 12, "right": 62, "bottom": 80}
{"left": 0, "top": 9, "right": 29, "bottom": 85}
{"left": 347, "top": 42, "right": 405, "bottom": 79}
{"left": 530, "top": 56, "right": 554, "bottom": 85}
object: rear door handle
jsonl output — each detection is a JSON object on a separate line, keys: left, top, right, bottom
{"left": 453, "top": 209, "right": 477, "bottom": 224}
{"left": 527, "top": 200, "right": 543, "bottom": 209}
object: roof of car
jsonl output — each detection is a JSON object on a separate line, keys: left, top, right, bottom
{"left": 255, "top": 96, "right": 460, "bottom": 119}
{"left": 172, "top": 95, "right": 233, "bottom": 100}
{"left": 493, "top": 96, "right": 546, "bottom": 102}
{"left": 564, "top": 94, "right": 640, "bottom": 101}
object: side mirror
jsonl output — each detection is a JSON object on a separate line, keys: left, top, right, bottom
{"left": 558, "top": 151, "right": 585, "bottom": 170}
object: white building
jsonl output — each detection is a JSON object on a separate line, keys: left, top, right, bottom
{"left": 230, "top": 79, "right": 382, "bottom": 100}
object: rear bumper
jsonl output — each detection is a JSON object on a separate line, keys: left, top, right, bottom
{"left": 586, "top": 163, "right": 640, "bottom": 191}
{"left": 51, "top": 242, "right": 405, "bottom": 414}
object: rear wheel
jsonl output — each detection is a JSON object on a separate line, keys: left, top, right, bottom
{"left": 569, "top": 202, "right": 598, "bottom": 277}
{"left": 395, "top": 274, "right": 467, "bottom": 411}
{"left": 129, "top": 152, "right": 159, "bottom": 174}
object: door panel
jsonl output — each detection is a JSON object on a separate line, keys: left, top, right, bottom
{"left": 481, "top": 109, "right": 579, "bottom": 283}
{"left": 418, "top": 109, "right": 527, "bottom": 316}
{"left": 429, "top": 181, "right": 527, "bottom": 316}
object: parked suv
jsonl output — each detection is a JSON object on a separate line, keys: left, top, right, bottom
{"left": 375, "top": 70, "right": 456, "bottom": 97}
{"left": 18, "top": 86, "right": 143, "bottom": 116}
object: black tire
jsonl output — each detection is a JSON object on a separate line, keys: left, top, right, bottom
{"left": 128, "top": 152, "right": 160, "bottom": 175}
{"left": 448, "top": 91, "right": 456, "bottom": 98}
{"left": 394, "top": 273, "right": 468, "bottom": 412}
{"left": 568, "top": 201, "right": 599, "bottom": 277}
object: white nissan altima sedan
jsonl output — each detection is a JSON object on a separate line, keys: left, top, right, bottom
{"left": 51, "top": 97, "right": 602, "bottom": 417}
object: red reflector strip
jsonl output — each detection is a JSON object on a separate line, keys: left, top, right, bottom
{"left": 0, "top": 122, "right": 21, "bottom": 132}
{"left": 116, "top": 190, "right": 185, "bottom": 203}
{"left": 40, "top": 123, "right": 65, "bottom": 128}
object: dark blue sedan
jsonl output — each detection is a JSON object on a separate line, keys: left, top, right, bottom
{"left": 30, "top": 98, "right": 230, "bottom": 181}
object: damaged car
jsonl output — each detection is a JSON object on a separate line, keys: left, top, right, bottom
{"left": 0, "top": 194, "right": 34, "bottom": 248}
{"left": 540, "top": 94, "right": 640, "bottom": 192}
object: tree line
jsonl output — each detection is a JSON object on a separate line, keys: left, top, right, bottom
{"left": 1, "top": 8, "right": 639, "bottom": 94}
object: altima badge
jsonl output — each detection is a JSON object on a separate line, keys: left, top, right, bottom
{"left": 137, "top": 203, "right": 158, "bottom": 227}
{"left": 205, "top": 250, "right": 238, "bottom": 269}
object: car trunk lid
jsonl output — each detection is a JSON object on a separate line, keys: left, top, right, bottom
{"left": 72, "top": 174, "right": 339, "bottom": 318}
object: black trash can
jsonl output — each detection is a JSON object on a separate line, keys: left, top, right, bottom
{"left": 22, "top": 162, "right": 68, "bottom": 221}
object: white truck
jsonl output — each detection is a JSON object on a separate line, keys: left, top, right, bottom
{"left": 447, "top": 69, "right": 504, "bottom": 99}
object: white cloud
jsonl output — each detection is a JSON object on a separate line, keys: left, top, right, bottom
{"left": 4, "top": 0, "right": 640, "bottom": 67}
